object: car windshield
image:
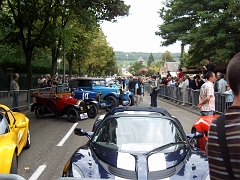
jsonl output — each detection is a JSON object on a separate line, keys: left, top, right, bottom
{"left": 92, "top": 116, "right": 186, "bottom": 153}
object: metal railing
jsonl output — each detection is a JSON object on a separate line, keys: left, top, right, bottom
{"left": 0, "top": 84, "right": 69, "bottom": 111}
{"left": 0, "top": 83, "right": 231, "bottom": 114}
{"left": 144, "top": 83, "right": 230, "bottom": 114}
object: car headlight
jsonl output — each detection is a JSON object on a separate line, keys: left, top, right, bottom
{"left": 72, "top": 163, "right": 85, "bottom": 178}
{"left": 76, "top": 100, "right": 85, "bottom": 110}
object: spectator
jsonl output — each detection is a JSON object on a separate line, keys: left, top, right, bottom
{"left": 177, "top": 68, "right": 183, "bottom": 79}
{"left": 207, "top": 52, "right": 240, "bottom": 179}
{"left": 203, "top": 57, "right": 215, "bottom": 73}
{"left": 223, "top": 84, "right": 234, "bottom": 108}
{"left": 178, "top": 77, "right": 187, "bottom": 105}
{"left": 10, "top": 75, "right": 20, "bottom": 112}
{"left": 128, "top": 76, "right": 137, "bottom": 93}
{"left": 215, "top": 72, "right": 227, "bottom": 112}
{"left": 150, "top": 75, "right": 158, "bottom": 107}
{"left": 198, "top": 71, "right": 216, "bottom": 116}
{"left": 135, "top": 76, "right": 144, "bottom": 106}
{"left": 47, "top": 76, "right": 52, "bottom": 87}
{"left": 166, "top": 71, "right": 172, "bottom": 78}
{"left": 194, "top": 74, "right": 204, "bottom": 105}
{"left": 124, "top": 76, "right": 130, "bottom": 90}
{"left": 217, "top": 73, "right": 227, "bottom": 93}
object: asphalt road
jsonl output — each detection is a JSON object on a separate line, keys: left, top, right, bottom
{"left": 17, "top": 95, "right": 200, "bottom": 180}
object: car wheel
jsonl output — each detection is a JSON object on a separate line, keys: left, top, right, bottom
{"left": 24, "top": 129, "right": 31, "bottom": 149}
{"left": 123, "top": 96, "right": 135, "bottom": 106}
{"left": 105, "top": 96, "right": 118, "bottom": 111}
{"left": 87, "top": 103, "right": 98, "bottom": 119}
{"left": 35, "top": 105, "right": 45, "bottom": 119}
{"left": 10, "top": 152, "right": 18, "bottom": 174}
{"left": 191, "top": 128, "right": 200, "bottom": 148}
{"left": 67, "top": 107, "right": 79, "bottom": 123}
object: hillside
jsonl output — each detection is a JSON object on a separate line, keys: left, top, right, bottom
{"left": 114, "top": 51, "right": 181, "bottom": 62}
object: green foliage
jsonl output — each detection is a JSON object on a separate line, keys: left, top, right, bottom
{"left": 129, "top": 62, "right": 146, "bottom": 76}
{"left": 162, "top": 50, "right": 175, "bottom": 62}
{"left": 157, "top": 0, "right": 240, "bottom": 66}
{"left": 147, "top": 53, "right": 155, "bottom": 67}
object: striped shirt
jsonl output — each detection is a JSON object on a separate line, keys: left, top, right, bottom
{"left": 207, "top": 106, "right": 240, "bottom": 180}
{"left": 199, "top": 80, "right": 215, "bottom": 111}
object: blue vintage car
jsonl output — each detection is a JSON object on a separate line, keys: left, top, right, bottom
{"left": 70, "top": 77, "right": 135, "bottom": 111}
{"left": 72, "top": 89, "right": 107, "bottom": 110}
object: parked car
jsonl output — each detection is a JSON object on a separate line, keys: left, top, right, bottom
{"left": 72, "top": 89, "right": 110, "bottom": 110}
{"left": 73, "top": 77, "right": 135, "bottom": 111}
{"left": 31, "top": 87, "right": 98, "bottom": 123}
{"left": 62, "top": 106, "right": 209, "bottom": 179}
{"left": 191, "top": 114, "right": 219, "bottom": 152}
{"left": 0, "top": 104, "right": 30, "bottom": 174}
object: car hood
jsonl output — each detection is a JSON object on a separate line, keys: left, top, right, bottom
{"left": 70, "top": 143, "right": 209, "bottom": 179}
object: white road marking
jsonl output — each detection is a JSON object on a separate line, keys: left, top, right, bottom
{"left": 57, "top": 123, "right": 78, "bottom": 146}
{"left": 29, "top": 164, "right": 47, "bottom": 180}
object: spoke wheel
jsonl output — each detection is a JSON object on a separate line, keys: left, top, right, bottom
{"left": 35, "top": 105, "right": 45, "bottom": 119}
{"left": 87, "top": 103, "right": 98, "bottom": 119}
{"left": 105, "top": 96, "right": 118, "bottom": 111}
{"left": 67, "top": 107, "right": 78, "bottom": 123}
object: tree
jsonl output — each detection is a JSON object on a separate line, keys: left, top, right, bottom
{"left": 157, "top": 0, "right": 240, "bottom": 66}
{"left": 162, "top": 50, "right": 174, "bottom": 62}
{"left": 0, "top": 0, "right": 130, "bottom": 89}
{"left": 147, "top": 53, "right": 155, "bottom": 67}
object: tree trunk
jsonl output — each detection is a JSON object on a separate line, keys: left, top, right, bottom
{"left": 68, "top": 55, "right": 73, "bottom": 77}
{"left": 25, "top": 50, "right": 33, "bottom": 89}
{"left": 51, "top": 48, "right": 57, "bottom": 76}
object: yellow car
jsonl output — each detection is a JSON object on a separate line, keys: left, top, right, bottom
{"left": 0, "top": 104, "right": 30, "bottom": 174}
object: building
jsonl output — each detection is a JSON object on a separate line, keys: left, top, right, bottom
{"left": 159, "top": 61, "right": 180, "bottom": 77}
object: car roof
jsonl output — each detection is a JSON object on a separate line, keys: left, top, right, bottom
{"left": 75, "top": 77, "right": 105, "bottom": 81}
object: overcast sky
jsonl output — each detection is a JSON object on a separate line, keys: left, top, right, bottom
{"left": 100, "top": 0, "right": 183, "bottom": 53}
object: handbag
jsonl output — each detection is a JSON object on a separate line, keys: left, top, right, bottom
{"left": 216, "top": 114, "right": 235, "bottom": 180}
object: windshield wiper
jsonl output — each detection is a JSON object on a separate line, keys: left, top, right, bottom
{"left": 144, "top": 142, "right": 187, "bottom": 156}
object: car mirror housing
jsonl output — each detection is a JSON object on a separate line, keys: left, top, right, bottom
{"left": 74, "top": 128, "right": 93, "bottom": 139}
{"left": 15, "top": 122, "right": 27, "bottom": 128}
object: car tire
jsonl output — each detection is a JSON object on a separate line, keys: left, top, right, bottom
{"left": 45, "top": 99, "right": 57, "bottom": 112}
{"left": 67, "top": 107, "right": 79, "bottom": 123}
{"left": 35, "top": 105, "right": 45, "bottom": 119}
{"left": 191, "top": 128, "right": 200, "bottom": 148}
{"left": 105, "top": 96, "right": 118, "bottom": 111}
{"left": 24, "top": 129, "right": 31, "bottom": 149}
{"left": 87, "top": 103, "right": 98, "bottom": 119}
{"left": 10, "top": 152, "right": 18, "bottom": 174}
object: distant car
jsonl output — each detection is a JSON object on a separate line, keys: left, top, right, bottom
{"left": 31, "top": 86, "right": 98, "bottom": 123}
{"left": 62, "top": 106, "right": 209, "bottom": 179}
{"left": 191, "top": 114, "right": 219, "bottom": 152}
{"left": 73, "top": 77, "right": 135, "bottom": 111}
{"left": 0, "top": 104, "right": 30, "bottom": 174}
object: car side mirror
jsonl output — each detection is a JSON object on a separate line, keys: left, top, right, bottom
{"left": 74, "top": 128, "right": 93, "bottom": 139}
{"left": 15, "top": 122, "right": 27, "bottom": 128}
{"left": 186, "top": 131, "right": 203, "bottom": 142}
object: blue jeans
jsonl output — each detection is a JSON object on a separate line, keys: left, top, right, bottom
{"left": 12, "top": 93, "right": 19, "bottom": 111}
{"left": 201, "top": 111, "right": 214, "bottom": 116}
